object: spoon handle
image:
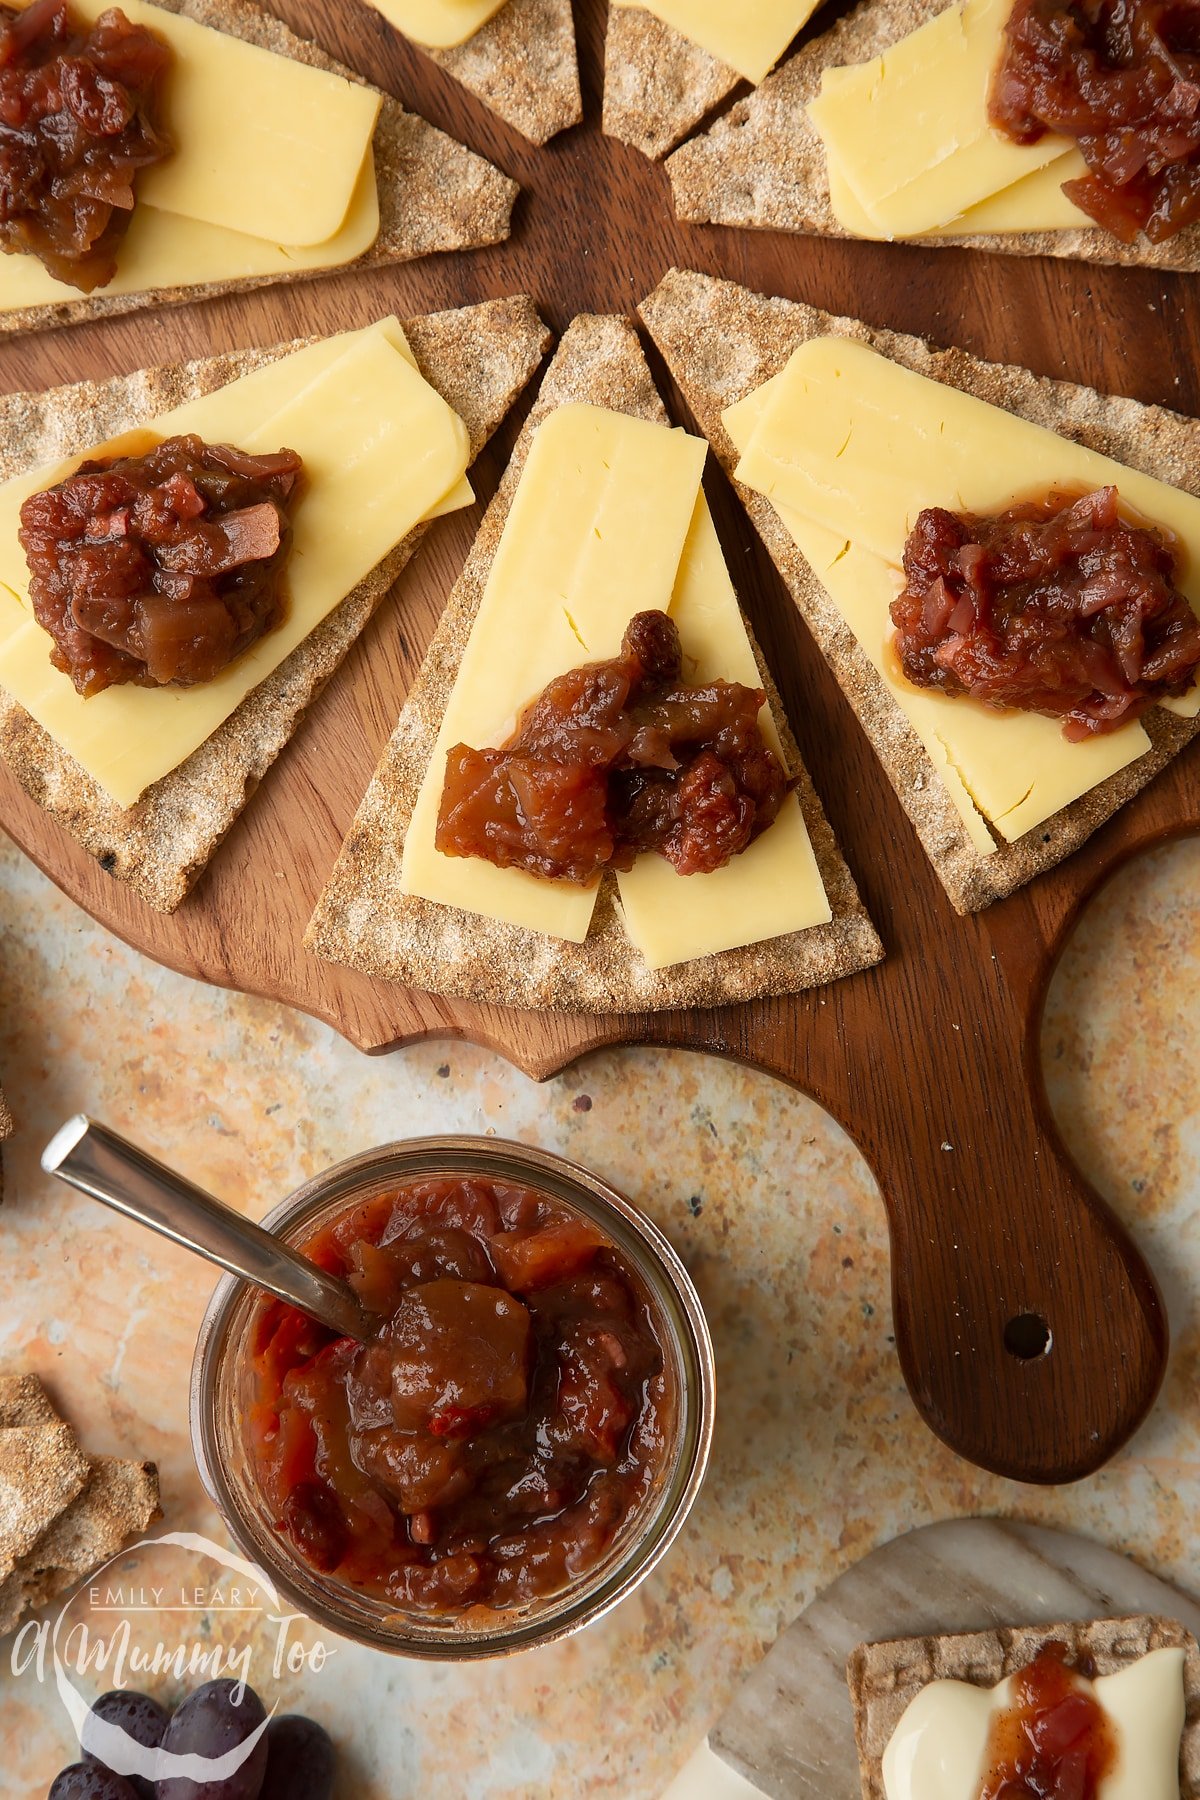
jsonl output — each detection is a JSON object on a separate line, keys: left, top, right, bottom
{"left": 42, "top": 1115, "right": 372, "bottom": 1343}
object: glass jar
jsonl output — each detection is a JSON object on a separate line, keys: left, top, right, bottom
{"left": 190, "top": 1136, "right": 715, "bottom": 1659}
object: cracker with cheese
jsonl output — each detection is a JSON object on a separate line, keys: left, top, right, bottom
{"left": 305, "top": 312, "right": 882, "bottom": 1014}
{"left": 848, "top": 1617, "right": 1200, "bottom": 1799}
{"left": 641, "top": 268, "right": 1200, "bottom": 913}
{"left": 603, "top": 2, "right": 817, "bottom": 161}
{"left": 664, "top": 0, "right": 1200, "bottom": 271}
{"left": 369, "top": 0, "right": 581, "bottom": 146}
{"left": 0, "top": 297, "right": 550, "bottom": 911}
{"left": 0, "top": 0, "right": 519, "bottom": 337}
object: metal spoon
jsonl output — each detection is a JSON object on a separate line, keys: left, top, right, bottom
{"left": 42, "top": 1114, "right": 373, "bottom": 1342}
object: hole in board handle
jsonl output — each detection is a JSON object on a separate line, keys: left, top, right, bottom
{"left": 1004, "top": 1312, "right": 1053, "bottom": 1360}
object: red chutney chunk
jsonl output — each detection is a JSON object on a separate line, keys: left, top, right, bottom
{"left": 19, "top": 433, "right": 304, "bottom": 696}
{"left": 0, "top": 0, "right": 172, "bottom": 291}
{"left": 890, "top": 486, "right": 1200, "bottom": 739}
{"left": 978, "top": 1642, "right": 1117, "bottom": 1799}
{"left": 435, "top": 609, "right": 792, "bottom": 883}
{"left": 247, "top": 1178, "right": 674, "bottom": 1616}
{"left": 990, "top": 0, "right": 1200, "bottom": 244}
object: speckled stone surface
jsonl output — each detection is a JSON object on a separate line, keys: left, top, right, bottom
{"left": 0, "top": 831, "right": 1197, "bottom": 1797}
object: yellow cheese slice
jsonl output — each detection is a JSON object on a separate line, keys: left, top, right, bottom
{"left": 400, "top": 404, "right": 709, "bottom": 942}
{"left": 828, "top": 150, "right": 1092, "bottom": 238}
{"left": 723, "top": 347, "right": 1178, "bottom": 842}
{"left": 367, "top": 0, "right": 509, "bottom": 50}
{"left": 615, "top": 498, "right": 831, "bottom": 966}
{"left": 0, "top": 320, "right": 472, "bottom": 809}
{"left": 609, "top": 0, "right": 816, "bottom": 85}
{"left": 930, "top": 149, "right": 1092, "bottom": 234}
{"left": 8, "top": 0, "right": 379, "bottom": 249}
{"left": 809, "top": 0, "right": 1073, "bottom": 237}
{"left": 0, "top": 154, "right": 380, "bottom": 315}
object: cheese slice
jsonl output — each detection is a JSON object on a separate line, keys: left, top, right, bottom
{"left": 609, "top": 0, "right": 817, "bottom": 85}
{"left": 809, "top": 0, "right": 1074, "bottom": 237}
{"left": 723, "top": 345, "right": 1182, "bottom": 843}
{"left": 615, "top": 498, "right": 831, "bottom": 967}
{"left": 829, "top": 149, "right": 1092, "bottom": 238}
{"left": 400, "top": 404, "right": 709, "bottom": 942}
{"left": 367, "top": 0, "right": 509, "bottom": 50}
{"left": 0, "top": 320, "right": 472, "bottom": 809}
{"left": 0, "top": 153, "right": 380, "bottom": 314}
{"left": 930, "top": 150, "right": 1092, "bottom": 234}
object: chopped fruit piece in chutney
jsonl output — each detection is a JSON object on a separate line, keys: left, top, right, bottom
{"left": 435, "top": 608, "right": 792, "bottom": 883}
{"left": 978, "top": 1641, "right": 1117, "bottom": 1799}
{"left": 0, "top": 0, "right": 172, "bottom": 291}
{"left": 19, "top": 433, "right": 304, "bottom": 696}
{"left": 890, "top": 485, "right": 1200, "bottom": 739}
{"left": 989, "top": 0, "right": 1200, "bottom": 243}
{"left": 247, "top": 1178, "right": 674, "bottom": 1616}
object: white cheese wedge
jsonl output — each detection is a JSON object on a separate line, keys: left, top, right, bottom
{"left": 615, "top": 498, "right": 831, "bottom": 966}
{"left": 881, "top": 1646, "right": 1185, "bottom": 1800}
{"left": 0, "top": 0, "right": 380, "bottom": 308}
{"left": 808, "top": 0, "right": 1074, "bottom": 237}
{"left": 609, "top": 0, "right": 817, "bottom": 86}
{"left": 0, "top": 319, "right": 472, "bottom": 809}
{"left": 723, "top": 339, "right": 1200, "bottom": 843}
{"left": 367, "top": 0, "right": 509, "bottom": 50}
{"left": 401, "top": 404, "right": 709, "bottom": 942}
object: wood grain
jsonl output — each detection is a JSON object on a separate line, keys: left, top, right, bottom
{"left": 0, "top": 0, "right": 1196, "bottom": 1485}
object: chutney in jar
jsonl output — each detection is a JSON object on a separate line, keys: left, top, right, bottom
{"left": 247, "top": 1176, "right": 676, "bottom": 1617}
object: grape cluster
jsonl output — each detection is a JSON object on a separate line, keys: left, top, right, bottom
{"left": 46, "top": 1681, "right": 336, "bottom": 1800}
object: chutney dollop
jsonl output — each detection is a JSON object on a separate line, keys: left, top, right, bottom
{"left": 0, "top": 0, "right": 172, "bottom": 290}
{"left": 435, "top": 608, "right": 792, "bottom": 884}
{"left": 890, "top": 485, "right": 1200, "bottom": 737}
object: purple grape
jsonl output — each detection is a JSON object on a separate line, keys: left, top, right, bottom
{"left": 260, "top": 1716, "right": 335, "bottom": 1800}
{"left": 48, "top": 1768, "right": 138, "bottom": 1800}
{"left": 82, "top": 1690, "right": 168, "bottom": 1800}
{"left": 155, "top": 1680, "right": 268, "bottom": 1800}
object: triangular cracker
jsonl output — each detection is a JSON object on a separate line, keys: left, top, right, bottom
{"left": 849, "top": 1618, "right": 1200, "bottom": 1800}
{"left": 603, "top": 8, "right": 740, "bottom": 161}
{"left": 0, "top": 1424, "right": 91, "bottom": 1584}
{"left": 641, "top": 268, "right": 1200, "bottom": 913}
{"left": 0, "top": 297, "right": 551, "bottom": 913}
{"left": 425, "top": 0, "right": 581, "bottom": 146}
{"left": 665, "top": 0, "right": 1200, "bottom": 272}
{"left": 305, "top": 313, "right": 882, "bottom": 1014}
{"left": 0, "top": 1454, "right": 161, "bottom": 1637}
{"left": 0, "top": 0, "right": 519, "bottom": 338}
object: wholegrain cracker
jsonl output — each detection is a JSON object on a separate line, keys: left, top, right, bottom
{"left": 0, "top": 297, "right": 551, "bottom": 912}
{"left": 0, "top": 1424, "right": 91, "bottom": 1584}
{"left": 0, "top": 0, "right": 518, "bottom": 338}
{"left": 848, "top": 1617, "right": 1200, "bottom": 1800}
{"left": 640, "top": 267, "right": 1200, "bottom": 913}
{"left": 429, "top": 0, "right": 581, "bottom": 146}
{"left": 665, "top": 0, "right": 1200, "bottom": 272}
{"left": 603, "top": 8, "right": 740, "bottom": 161}
{"left": 305, "top": 312, "right": 882, "bottom": 1014}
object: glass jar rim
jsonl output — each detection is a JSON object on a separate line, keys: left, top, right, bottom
{"left": 190, "top": 1135, "right": 716, "bottom": 1660}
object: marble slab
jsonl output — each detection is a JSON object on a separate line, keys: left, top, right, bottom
{"left": 707, "top": 1517, "right": 1200, "bottom": 1797}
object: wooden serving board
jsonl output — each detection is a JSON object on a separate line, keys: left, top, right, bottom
{"left": 696, "top": 1517, "right": 1200, "bottom": 1798}
{"left": 0, "top": 0, "right": 1197, "bottom": 1485}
